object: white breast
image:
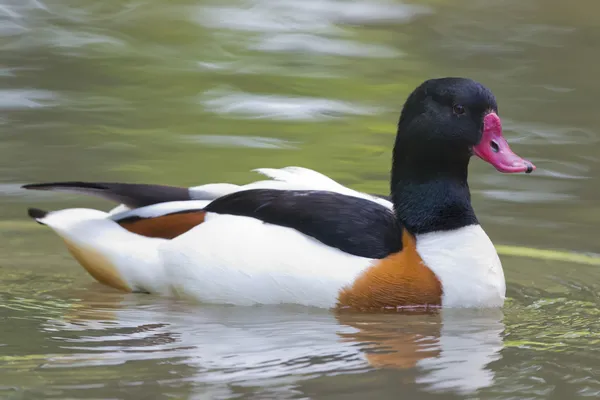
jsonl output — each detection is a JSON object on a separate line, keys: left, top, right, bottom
{"left": 415, "top": 225, "right": 505, "bottom": 308}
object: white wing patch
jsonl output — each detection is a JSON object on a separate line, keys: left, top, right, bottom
{"left": 107, "top": 204, "right": 130, "bottom": 216}
{"left": 250, "top": 167, "right": 393, "bottom": 208}
{"left": 109, "top": 200, "right": 211, "bottom": 222}
{"left": 189, "top": 183, "right": 240, "bottom": 200}
{"left": 254, "top": 166, "right": 345, "bottom": 187}
{"left": 191, "top": 166, "right": 392, "bottom": 209}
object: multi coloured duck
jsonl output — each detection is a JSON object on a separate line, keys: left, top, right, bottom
{"left": 22, "top": 77, "right": 535, "bottom": 310}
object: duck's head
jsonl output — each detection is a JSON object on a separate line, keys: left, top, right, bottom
{"left": 393, "top": 77, "right": 535, "bottom": 179}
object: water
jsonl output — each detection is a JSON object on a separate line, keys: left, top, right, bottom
{"left": 1, "top": 0, "right": 600, "bottom": 398}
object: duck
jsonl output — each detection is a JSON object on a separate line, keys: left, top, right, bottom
{"left": 21, "top": 77, "right": 535, "bottom": 310}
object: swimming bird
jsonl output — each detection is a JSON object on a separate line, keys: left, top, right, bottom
{"left": 22, "top": 77, "right": 535, "bottom": 310}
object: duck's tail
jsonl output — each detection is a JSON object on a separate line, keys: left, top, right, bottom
{"left": 28, "top": 207, "right": 168, "bottom": 294}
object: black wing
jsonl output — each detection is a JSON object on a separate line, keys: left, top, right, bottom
{"left": 205, "top": 189, "right": 402, "bottom": 259}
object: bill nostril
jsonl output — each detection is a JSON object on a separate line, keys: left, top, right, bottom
{"left": 490, "top": 140, "right": 500, "bottom": 153}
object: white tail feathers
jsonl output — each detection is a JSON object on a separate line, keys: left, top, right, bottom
{"left": 35, "top": 208, "right": 168, "bottom": 294}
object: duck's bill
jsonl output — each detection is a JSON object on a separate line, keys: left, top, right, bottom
{"left": 473, "top": 112, "right": 535, "bottom": 174}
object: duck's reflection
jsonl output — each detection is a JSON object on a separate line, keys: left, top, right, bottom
{"left": 44, "top": 286, "right": 504, "bottom": 395}
{"left": 337, "top": 310, "right": 503, "bottom": 393}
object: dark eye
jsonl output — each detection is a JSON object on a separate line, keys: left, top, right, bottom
{"left": 453, "top": 104, "right": 465, "bottom": 115}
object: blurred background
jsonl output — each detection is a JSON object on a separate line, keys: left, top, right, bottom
{"left": 1, "top": 0, "right": 600, "bottom": 399}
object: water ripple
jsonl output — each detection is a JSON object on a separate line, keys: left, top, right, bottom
{"left": 251, "top": 33, "right": 400, "bottom": 58}
{"left": 503, "top": 119, "right": 599, "bottom": 145}
{"left": 480, "top": 190, "right": 576, "bottom": 203}
{"left": 200, "top": 89, "right": 381, "bottom": 120}
{"left": 196, "top": 0, "right": 430, "bottom": 33}
{"left": 0, "top": 89, "right": 57, "bottom": 109}
{"left": 180, "top": 135, "right": 297, "bottom": 149}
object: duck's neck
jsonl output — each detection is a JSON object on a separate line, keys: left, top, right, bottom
{"left": 390, "top": 148, "right": 478, "bottom": 235}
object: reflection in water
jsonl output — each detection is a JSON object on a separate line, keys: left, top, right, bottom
{"left": 35, "top": 291, "right": 504, "bottom": 397}
{"left": 414, "top": 311, "right": 503, "bottom": 393}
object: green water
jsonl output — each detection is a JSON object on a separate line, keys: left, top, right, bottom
{"left": 1, "top": 0, "right": 600, "bottom": 398}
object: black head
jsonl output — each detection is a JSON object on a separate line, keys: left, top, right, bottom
{"left": 398, "top": 78, "right": 497, "bottom": 149}
{"left": 393, "top": 77, "right": 534, "bottom": 184}
{"left": 390, "top": 77, "right": 535, "bottom": 234}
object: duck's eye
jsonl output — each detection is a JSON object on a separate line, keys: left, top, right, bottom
{"left": 452, "top": 104, "right": 465, "bottom": 115}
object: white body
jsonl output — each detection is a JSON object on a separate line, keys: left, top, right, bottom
{"left": 164, "top": 213, "right": 373, "bottom": 308}
{"left": 35, "top": 167, "right": 506, "bottom": 308}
